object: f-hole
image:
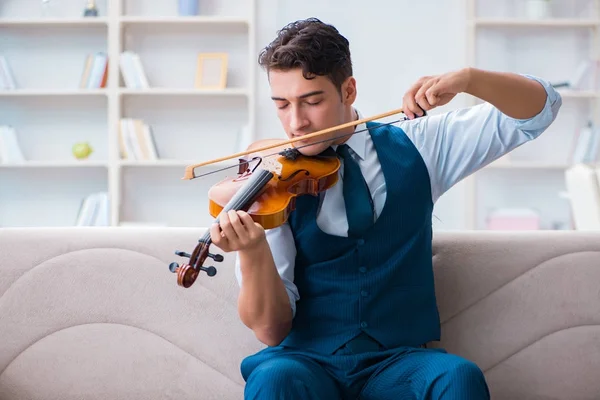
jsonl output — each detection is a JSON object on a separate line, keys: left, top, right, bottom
{"left": 279, "top": 169, "right": 310, "bottom": 182}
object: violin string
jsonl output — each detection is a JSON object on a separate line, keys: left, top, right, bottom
{"left": 191, "top": 117, "right": 409, "bottom": 179}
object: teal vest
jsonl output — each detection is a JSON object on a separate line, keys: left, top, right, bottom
{"left": 281, "top": 121, "right": 440, "bottom": 354}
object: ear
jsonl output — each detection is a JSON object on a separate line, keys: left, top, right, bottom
{"left": 341, "top": 76, "right": 357, "bottom": 105}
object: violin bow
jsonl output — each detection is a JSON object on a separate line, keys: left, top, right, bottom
{"left": 182, "top": 107, "right": 407, "bottom": 180}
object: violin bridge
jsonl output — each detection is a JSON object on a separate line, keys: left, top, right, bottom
{"left": 261, "top": 157, "right": 282, "bottom": 176}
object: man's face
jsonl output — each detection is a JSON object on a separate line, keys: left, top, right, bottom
{"left": 269, "top": 68, "right": 356, "bottom": 156}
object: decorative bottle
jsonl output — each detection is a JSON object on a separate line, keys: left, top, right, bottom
{"left": 83, "top": 0, "right": 99, "bottom": 17}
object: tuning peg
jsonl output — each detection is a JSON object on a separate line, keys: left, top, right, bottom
{"left": 201, "top": 266, "right": 217, "bottom": 276}
{"left": 175, "top": 250, "right": 191, "bottom": 258}
{"left": 208, "top": 252, "right": 224, "bottom": 262}
{"left": 169, "top": 261, "right": 216, "bottom": 278}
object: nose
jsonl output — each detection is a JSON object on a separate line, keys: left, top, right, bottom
{"left": 290, "top": 108, "right": 309, "bottom": 133}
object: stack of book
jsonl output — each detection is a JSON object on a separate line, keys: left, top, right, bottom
{"left": 79, "top": 52, "right": 109, "bottom": 89}
{"left": 118, "top": 118, "right": 158, "bottom": 160}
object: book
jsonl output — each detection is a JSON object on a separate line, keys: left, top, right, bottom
{"left": 118, "top": 118, "right": 158, "bottom": 160}
{"left": 570, "top": 121, "right": 600, "bottom": 165}
{"left": 75, "top": 192, "right": 109, "bottom": 226}
{"left": 564, "top": 164, "right": 600, "bottom": 230}
{"left": 119, "top": 51, "right": 149, "bottom": 89}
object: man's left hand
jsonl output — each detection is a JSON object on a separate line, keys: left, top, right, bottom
{"left": 402, "top": 68, "right": 471, "bottom": 119}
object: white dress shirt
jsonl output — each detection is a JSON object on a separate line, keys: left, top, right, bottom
{"left": 235, "top": 74, "right": 562, "bottom": 317}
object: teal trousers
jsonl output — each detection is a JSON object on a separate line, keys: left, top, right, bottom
{"left": 241, "top": 333, "right": 490, "bottom": 400}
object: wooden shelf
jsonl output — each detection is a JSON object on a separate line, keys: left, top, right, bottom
{"left": 120, "top": 16, "right": 249, "bottom": 25}
{"left": 0, "top": 18, "right": 108, "bottom": 27}
{"left": 0, "top": 89, "right": 108, "bottom": 97}
{"left": 558, "top": 90, "right": 600, "bottom": 98}
{"left": 0, "top": 88, "right": 250, "bottom": 97}
{"left": 474, "top": 18, "right": 599, "bottom": 27}
{"left": 118, "top": 88, "right": 249, "bottom": 96}
{"left": 486, "top": 162, "right": 571, "bottom": 169}
{"left": 119, "top": 160, "right": 196, "bottom": 167}
{"left": 0, "top": 161, "right": 108, "bottom": 168}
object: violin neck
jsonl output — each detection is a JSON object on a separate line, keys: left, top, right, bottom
{"left": 222, "top": 169, "right": 274, "bottom": 214}
{"left": 200, "top": 168, "right": 274, "bottom": 244}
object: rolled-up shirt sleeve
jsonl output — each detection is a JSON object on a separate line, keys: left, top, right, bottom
{"left": 403, "top": 74, "right": 563, "bottom": 203}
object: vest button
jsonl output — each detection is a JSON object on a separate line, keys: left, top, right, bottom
{"left": 357, "top": 239, "right": 365, "bottom": 246}
{"left": 361, "top": 290, "right": 369, "bottom": 297}
{"left": 359, "top": 266, "right": 367, "bottom": 273}
{"left": 360, "top": 321, "right": 368, "bottom": 329}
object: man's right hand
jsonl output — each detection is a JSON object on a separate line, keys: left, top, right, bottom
{"left": 210, "top": 210, "right": 266, "bottom": 253}
{"left": 402, "top": 68, "right": 471, "bottom": 119}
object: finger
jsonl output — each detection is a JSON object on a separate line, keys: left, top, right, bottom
{"left": 228, "top": 210, "right": 247, "bottom": 239}
{"left": 405, "top": 94, "right": 427, "bottom": 118}
{"left": 403, "top": 92, "right": 422, "bottom": 119}
{"left": 415, "top": 79, "right": 436, "bottom": 111}
{"left": 404, "top": 82, "right": 427, "bottom": 119}
{"left": 414, "top": 78, "right": 434, "bottom": 102}
{"left": 238, "top": 211, "right": 263, "bottom": 238}
{"left": 425, "top": 83, "right": 445, "bottom": 106}
{"left": 209, "top": 222, "right": 226, "bottom": 247}
{"left": 402, "top": 80, "right": 421, "bottom": 119}
{"left": 219, "top": 211, "right": 239, "bottom": 242}
{"left": 402, "top": 99, "right": 414, "bottom": 120}
{"left": 237, "top": 211, "right": 256, "bottom": 229}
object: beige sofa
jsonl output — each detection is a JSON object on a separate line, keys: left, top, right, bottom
{"left": 1, "top": 227, "right": 599, "bottom": 399}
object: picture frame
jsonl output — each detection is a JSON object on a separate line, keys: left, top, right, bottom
{"left": 194, "top": 53, "right": 228, "bottom": 90}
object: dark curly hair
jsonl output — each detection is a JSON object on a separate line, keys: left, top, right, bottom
{"left": 258, "top": 18, "right": 353, "bottom": 94}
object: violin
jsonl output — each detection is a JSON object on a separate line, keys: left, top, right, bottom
{"left": 168, "top": 107, "right": 408, "bottom": 288}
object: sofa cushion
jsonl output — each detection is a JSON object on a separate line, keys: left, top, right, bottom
{"left": 1, "top": 228, "right": 599, "bottom": 399}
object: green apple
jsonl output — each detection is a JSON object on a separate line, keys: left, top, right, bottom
{"left": 72, "top": 142, "right": 93, "bottom": 160}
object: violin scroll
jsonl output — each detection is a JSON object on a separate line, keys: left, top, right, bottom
{"left": 168, "top": 237, "right": 223, "bottom": 287}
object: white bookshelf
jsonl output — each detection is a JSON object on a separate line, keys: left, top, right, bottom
{"left": 0, "top": 0, "right": 256, "bottom": 228}
{"left": 464, "top": 0, "right": 600, "bottom": 230}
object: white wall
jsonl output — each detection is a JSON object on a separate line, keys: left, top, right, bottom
{"left": 255, "top": 0, "right": 469, "bottom": 138}
{"left": 254, "top": 0, "right": 471, "bottom": 230}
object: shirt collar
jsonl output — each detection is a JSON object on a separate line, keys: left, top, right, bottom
{"left": 335, "top": 108, "right": 367, "bottom": 160}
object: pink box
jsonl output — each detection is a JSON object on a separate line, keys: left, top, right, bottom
{"left": 486, "top": 208, "right": 540, "bottom": 230}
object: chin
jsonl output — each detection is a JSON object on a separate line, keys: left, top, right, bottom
{"left": 293, "top": 142, "right": 329, "bottom": 157}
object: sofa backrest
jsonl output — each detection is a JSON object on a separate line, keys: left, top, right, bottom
{"left": 431, "top": 230, "right": 600, "bottom": 400}
{"left": 0, "top": 227, "right": 263, "bottom": 400}
{"left": 0, "top": 228, "right": 599, "bottom": 399}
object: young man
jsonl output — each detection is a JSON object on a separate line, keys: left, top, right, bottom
{"left": 210, "top": 17, "right": 562, "bottom": 400}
